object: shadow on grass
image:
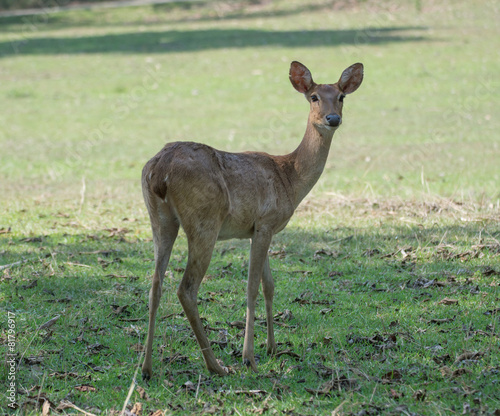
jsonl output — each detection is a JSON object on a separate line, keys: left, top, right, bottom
{"left": 1, "top": 220, "right": 498, "bottom": 412}
{"left": 0, "top": 1, "right": 423, "bottom": 27}
{"left": 0, "top": 26, "right": 429, "bottom": 57}
{"left": 1, "top": 219, "right": 495, "bottom": 282}
{"left": 2, "top": 218, "right": 496, "bottom": 319}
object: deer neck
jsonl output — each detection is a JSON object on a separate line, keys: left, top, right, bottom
{"left": 288, "top": 117, "right": 335, "bottom": 207}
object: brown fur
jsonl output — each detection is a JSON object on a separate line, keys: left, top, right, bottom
{"left": 141, "top": 61, "right": 363, "bottom": 379}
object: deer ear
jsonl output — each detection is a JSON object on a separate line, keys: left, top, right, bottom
{"left": 289, "top": 61, "right": 314, "bottom": 94}
{"left": 338, "top": 63, "right": 363, "bottom": 94}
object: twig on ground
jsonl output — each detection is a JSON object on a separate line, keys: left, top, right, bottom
{"left": 59, "top": 401, "right": 97, "bottom": 416}
{"left": 0, "top": 259, "right": 31, "bottom": 270}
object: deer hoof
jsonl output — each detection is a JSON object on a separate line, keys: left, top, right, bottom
{"left": 208, "top": 359, "right": 229, "bottom": 376}
{"left": 267, "top": 344, "right": 277, "bottom": 356}
{"left": 243, "top": 358, "right": 258, "bottom": 373}
{"left": 209, "top": 366, "right": 228, "bottom": 377}
{"left": 142, "top": 368, "right": 152, "bottom": 381}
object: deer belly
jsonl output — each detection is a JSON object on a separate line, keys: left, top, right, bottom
{"left": 217, "top": 218, "right": 254, "bottom": 240}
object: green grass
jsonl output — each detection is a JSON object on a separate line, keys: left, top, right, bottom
{"left": 1, "top": 0, "right": 499, "bottom": 414}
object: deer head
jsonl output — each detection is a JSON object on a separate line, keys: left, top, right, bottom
{"left": 289, "top": 61, "right": 364, "bottom": 132}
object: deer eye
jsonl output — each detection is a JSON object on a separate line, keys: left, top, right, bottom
{"left": 310, "top": 95, "right": 319, "bottom": 102}
{"left": 339, "top": 94, "right": 345, "bottom": 102}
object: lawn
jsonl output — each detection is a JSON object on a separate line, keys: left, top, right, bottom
{"left": 1, "top": 0, "right": 499, "bottom": 415}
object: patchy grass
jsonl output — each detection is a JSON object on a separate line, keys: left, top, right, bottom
{"left": 2, "top": 199, "right": 499, "bottom": 415}
{"left": 1, "top": 0, "right": 499, "bottom": 415}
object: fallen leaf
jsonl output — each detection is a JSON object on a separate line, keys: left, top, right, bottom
{"left": 64, "top": 261, "right": 91, "bottom": 268}
{"left": 412, "top": 389, "right": 426, "bottom": 401}
{"left": 111, "top": 304, "right": 130, "bottom": 316}
{"left": 98, "top": 257, "right": 123, "bottom": 269}
{"left": 346, "top": 333, "right": 397, "bottom": 350}
{"left": 87, "top": 343, "right": 109, "bottom": 354}
{"left": 381, "top": 369, "right": 402, "bottom": 382}
{"left": 122, "top": 217, "right": 137, "bottom": 222}
{"left": 313, "top": 249, "right": 338, "bottom": 261}
{"left": 410, "top": 276, "right": 447, "bottom": 288}
{"left": 131, "top": 343, "right": 145, "bottom": 352}
{"left": 269, "top": 249, "right": 286, "bottom": 258}
{"left": 275, "top": 350, "right": 301, "bottom": 360}
{"left": 23, "top": 355, "right": 45, "bottom": 365}
{"left": 24, "top": 395, "right": 57, "bottom": 413}
{"left": 163, "top": 353, "right": 189, "bottom": 365}
{"left": 202, "top": 402, "right": 220, "bottom": 414}
{"left": 389, "top": 388, "right": 404, "bottom": 400}
{"left": 74, "top": 385, "right": 96, "bottom": 392}
{"left": 454, "top": 351, "right": 484, "bottom": 364}
{"left": 56, "top": 401, "right": 75, "bottom": 411}
{"left": 249, "top": 404, "right": 269, "bottom": 415}
{"left": 38, "top": 315, "right": 60, "bottom": 330}
{"left": 89, "top": 364, "right": 112, "bottom": 373}
{"left": 294, "top": 290, "right": 313, "bottom": 303}
{"left": 433, "top": 353, "right": 451, "bottom": 365}
{"left": 105, "top": 227, "right": 130, "bottom": 237}
{"left": 45, "top": 297, "right": 72, "bottom": 303}
{"left": 42, "top": 400, "right": 50, "bottom": 416}
{"left": 430, "top": 317, "right": 455, "bottom": 324}
{"left": 484, "top": 308, "right": 500, "bottom": 316}
{"left": 21, "top": 279, "right": 38, "bottom": 289}
{"left": 136, "top": 386, "right": 149, "bottom": 400}
{"left": 305, "top": 376, "right": 357, "bottom": 395}
{"left": 439, "top": 366, "right": 471, "bottom": 378}
{"left": 439, "top": 366, "right": 452, "bottom": 377}
{"left": 106, "top": 274, "right": 139, "bottom": 281}
{"left": 55, "top": 212, "right": 70, "bottom": 218}
{"left": 131, "top": 402, "right": 142, "bottom": 415}
{"left": 232, "top": 389, "right": 268, "bottom": 396}
{"left": 480, "top": 266, "right": 500, "bottom": 276}
{"left": 274, "top": 309, "right": 293, "bottom": 321}
{"left": 49, "top": 372, "right": 89, "bottom": 380}
{"left": 20, "top": 236, "right": 44, "bottom": 243}
{"left": 438, "top": 297, "right": 459, "bottom": 305}
{"left": 323, "top": 336, "right": 333, "bottom": 345}
{"left": 363, "top": 248, "right": 380, "bottom": 257}
{"left": 77, "top": 249, "right": 116, "bottom": 256}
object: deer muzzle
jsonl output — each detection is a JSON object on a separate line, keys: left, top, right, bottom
{"left": 326, "top": 114, "right": 341, "bottom": 127}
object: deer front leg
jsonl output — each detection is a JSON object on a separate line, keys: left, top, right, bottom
{"left": 243, "top": 229, "right": 273, "bottom": 372}
{"left": 261, "top": 255, "right": 277, "bottom": 355}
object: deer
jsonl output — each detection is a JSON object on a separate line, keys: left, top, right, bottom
{"left": 141, "top": 61, "right": 363, "bottom": 380}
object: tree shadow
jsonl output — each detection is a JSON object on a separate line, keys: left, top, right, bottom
{"left": 0, "top": 1, "right": 421, "bottom": 28}
{"left": 0, "top": 26, "right": 429, "bottom": 57}
{"left": 2, "top": 219, "right": 497, "bottom": 398}
{"left": 1, "top": 219, "right": 496, "bottom": 281}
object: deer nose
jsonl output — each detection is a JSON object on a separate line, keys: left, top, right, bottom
{"left": 326, "top": 114, "right": 341, "bottom": 127}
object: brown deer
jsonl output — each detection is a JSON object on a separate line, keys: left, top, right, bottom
{"left": 141, "top": 61, "right": 363, "bottom": 379}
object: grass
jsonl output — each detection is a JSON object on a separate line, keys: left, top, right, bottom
{"left": 0, "top": 0, "right": 499, "bottom": 414}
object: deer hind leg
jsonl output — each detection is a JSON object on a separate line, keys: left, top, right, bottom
{"left": 142, "top": 200, "right": 179, "bottom": 381}
{"left": 177, "top": 226, "right": 227, "bottom": 376}
{"left": 243, "top": 229, "right": 273, "bottom": 372}
{"left": 261, "top": 255, "right": 277, "bottom": 355}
